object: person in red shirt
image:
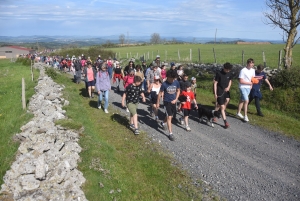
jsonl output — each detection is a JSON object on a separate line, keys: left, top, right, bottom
{"left": 178, "top": 82, "right": 198, "bottom": 131}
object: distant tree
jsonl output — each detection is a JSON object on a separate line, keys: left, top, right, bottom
{"left": 150, "top": 33, "right": 161, "bottom": 44}
{"left": 172, "top": 38, "right": 177, "bottom": 43}
{"left": 119, "top": 34, "right": 125, "bottom": 45}
{"left": 263, "top": 0, "right": 300, "bottom": 69}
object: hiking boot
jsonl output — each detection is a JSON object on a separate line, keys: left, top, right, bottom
{"left": 236, "top": 112, "right": 244, "bottom": 119}
{"left": 257, "top": 111, "right": 264, "bottom": 117}
{"left": 212, "top": 117, "right": 217, "bottom": 123}
{"left": 186, "top": 126, "right": 191, "bottom": 131}
{"left": 160, "top": 122, "right": 167, "bottom": 131}
{"left": 129, "top": 124, "right": 135, "bottom": 130}
{"left": 244, "top": 115, "right": 249, "bottom": 122}
{"left": 224, "top": 122, "right": 230, "bottom": 129}
{"left": 168, "top": 134, "right": 175, "bottom": 141}
{"left": 179, "top": 117, "right": 184, "bottom": 125}
{"left": 104, "top": 109, "right": 109, "bottom": 114}
{"left": 134, "top": 129, "right": 140, "bottom": 135}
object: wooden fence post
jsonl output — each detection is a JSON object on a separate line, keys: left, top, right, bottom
{"left": 127, "top": 53, "right": 128, "bottom": 58}
{"left": 242, "top": 50, "right": 244, "bottom": 66}
{"left": 213, "top": 48, "right": 217, "bottom": 63}
{"left": 262, "top": 51, "right": 266, "bottom": 68}
{"left": 22, "top": 78, "right": 26, "bottom": 110}
{"left": 178, "top": 49, "right": 180, "bottom": 61}
{"left": 278, "top": 50, "right": 282, "bottom": 69}
{"left": 165, "top": 50, "right": 167, "bottom": 61}
{"left": 198, "top": 48, "right": 201, "bottom": 63}
{"left": 190, "top": 49, "right": 192, "bottom": 61}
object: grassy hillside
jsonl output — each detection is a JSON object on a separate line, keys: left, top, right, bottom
{"left": 108, "top": 43, "right": 300, "bottom": 68}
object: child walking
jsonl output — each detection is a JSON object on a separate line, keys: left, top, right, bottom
{"left": 122, "top": 76, "right": 146, "bottom": 135}
{"left": 178, "top": 82, "right": 198, "bottom": 131}
{"left": 147, "top": 75, "right": 162, "bottom": 122}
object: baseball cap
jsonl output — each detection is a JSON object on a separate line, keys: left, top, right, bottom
{"left": 170, "top": 62, "right": 175, "bottom": 67}
{"left": 191, "top": 77, "right": 196, "bottom": 81}
{"left": 156, "top": 55, "right": 160, "bottom": 58}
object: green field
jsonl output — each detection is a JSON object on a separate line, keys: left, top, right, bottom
{"left": 108, "top": 44, "right": 300, "bottom": 68}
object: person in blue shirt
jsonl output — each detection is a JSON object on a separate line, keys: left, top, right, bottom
{"left": 249, "top": 64, "right": 273, "bottom": 117}
{"left": 156, "top": 70, "right": 180, "bottom": 141}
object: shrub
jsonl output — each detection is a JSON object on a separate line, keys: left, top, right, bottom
{"left": 45, "top": 67, "right": 58, "bottom": 80}
{"left": 269, "top": 68, "right": 300, "bottom": 89}
{"left": 16, "top": 57, "right": 31, "bottom": 66}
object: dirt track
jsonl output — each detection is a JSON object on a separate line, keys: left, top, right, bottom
{"left": 107, "top": 82, "right": 300, "bottom": 201}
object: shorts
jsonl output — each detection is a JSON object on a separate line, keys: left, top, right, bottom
{"left": 181, "top": 108, "right": 191, "bottom": 117}
{"left": 127, "top": 102, "right": 138, "bottom": 115}
{"left": 150, "top": 91, "right": 158, "bottom": 105}
{"left": 86, "top": 80, "right": 95, "bottom": 87}
{"left": 163, "top": 101, "right": 176, "bottom": 117}
{"left": 217, "top": 91, "right": 230, "bottom": 105}
{"left": 239, "top": 88, "right": 250, "bottom": 101}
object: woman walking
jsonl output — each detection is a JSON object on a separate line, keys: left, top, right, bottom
{"left": 83, "top": 61, "right": 96, "bottom": 98}
{"left": 96, "top": 63, "right": 111, "bottom": 113}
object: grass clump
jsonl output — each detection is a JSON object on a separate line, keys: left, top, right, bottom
{"left": 55, "top": 119, "right": 83, "bottom": 130}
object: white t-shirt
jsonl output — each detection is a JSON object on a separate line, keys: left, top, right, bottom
{"left": 238, "top": 67, "right": 255, "bottom": 88}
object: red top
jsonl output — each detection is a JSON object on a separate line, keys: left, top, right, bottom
{"left": 180, "top": 91, "right": 195, "bottom": 109}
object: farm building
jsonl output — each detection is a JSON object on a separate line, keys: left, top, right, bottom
{"left": 0, "top": 46, "right": 35, "bottom": 59}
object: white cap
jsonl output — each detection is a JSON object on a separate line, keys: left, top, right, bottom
{"left": 156, "top": 55, "right": 160, "bottom": 58}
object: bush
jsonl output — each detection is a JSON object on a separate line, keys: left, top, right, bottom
{"left": 45, "top": 67, "right": 58, "bottom": 80}
{"left": 269, "top": 68, "right": 300, "bottom": 89}
{"left": 16, "top": 57, "right": 31, "bottom": 66}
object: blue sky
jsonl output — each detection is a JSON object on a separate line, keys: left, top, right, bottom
{"left": 0, "top": 0, "right": 291, "bottom": 40}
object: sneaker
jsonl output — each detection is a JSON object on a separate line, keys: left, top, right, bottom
{"left": 179, "top": 117, "right": 184, "bottom": 125}
{"left": 212, "top": 117, "right": 217, "bottom": 123}
{"left": 236, "top": 112, "right": 244, "bottom": 119}
{"left": 126, "top": 108, "right": 129, "bottom": 113}
{"left": 134, "top": 129, "right": 140, "bottom": 135}
{"left": 129, "top": 124, "right": 135, "bottom": 130}
{"left": 224, "top": 122, "right": 230, "bottom": 129}
{"left": 160, "top": 122, "right": 167, "bottom": 131}
{"left": 244, "top": 115, "right": 249, "bottom": 122}
{"left": 168, "top": 134, "right": 175, "bottom": 141}
{"left": 98, "top": 105, "right": 101, "bottom": 109}
{"left": 186, "top": 126, "right": 191, "bottom": 131}
{"left": 104, "top": 109, "right": 109, "bottom": 113}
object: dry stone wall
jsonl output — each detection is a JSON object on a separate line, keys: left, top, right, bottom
{"left": 0, "top": 63, "right": 87, "bottom": 201}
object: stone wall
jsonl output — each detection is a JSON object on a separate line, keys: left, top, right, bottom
{"left": 0, "top": 63, "right": 87, "bottom": 201}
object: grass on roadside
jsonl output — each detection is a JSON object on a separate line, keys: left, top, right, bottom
{"left": 52, "top": 72, "right": 221, "bottom": 200}
{"left": 0, "top": 59, "right": 38, "bottom": 186}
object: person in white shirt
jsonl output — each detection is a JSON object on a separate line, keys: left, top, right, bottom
{"left": 236, "top": 58, "right": 256, "bottom": 122}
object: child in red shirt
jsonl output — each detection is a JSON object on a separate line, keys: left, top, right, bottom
{"left": 178, "top": 82, "right": 198, "bottom": 131}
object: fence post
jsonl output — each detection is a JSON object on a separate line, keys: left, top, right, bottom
{"left": 278, "top": 49, "right": 282, "bottom": 69}
{"left": 127, "top": 53, "right": 128, "bottom": 58}
{"left": 130, "top": 52, "right": 132, "bottom": 58}
{"left": 178, "top": 49, "right": 180, "bottom": 61}
{"left": 22, "top": 78, "right": 26, "bottom": 110}
{"left": 165, "top": 50, "right": 167, "bottom": 61}
{"left": 152, "top": 51, "right": 153, "bottom": 60}
{"left": 242, "top": 50, "right": 244, "bottom": 66}
{"left": 198, "top": 48, "right": 201, "bottom": 63}
{"left": 213, "top": 48, "right": 216, "bottom": 63}
{"left": 31, "top": 60, "right": 33, "bottom": 81}
{"left": 190, "top": 49, "right": 192, "bottom": 61}
{"left": 262, "top": 51, "right": 266, "bottom": 68}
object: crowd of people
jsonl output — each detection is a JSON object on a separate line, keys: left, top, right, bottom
{"left": 43, "top": 54, "right": 272, "bottom": 141}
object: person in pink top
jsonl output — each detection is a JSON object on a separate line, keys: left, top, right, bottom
{"left": 160, "top": 65, "right": 167, "bottom": 81}
{"left": 83, "top": 61, "right": 96, "bottom": 99}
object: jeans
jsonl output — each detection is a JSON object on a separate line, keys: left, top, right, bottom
{"left": 98, "top": 90, "right": 109, "bottom": 109}
{"left": 107, "top": 67, "right": 113, "bottom": 80}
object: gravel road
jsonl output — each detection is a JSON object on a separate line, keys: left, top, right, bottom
{"left": 104, "top": 81, "right": 300, "bottom": 201}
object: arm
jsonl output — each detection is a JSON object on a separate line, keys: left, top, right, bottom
{"left": 171, "top": 88, "right": 180, "bottom": 104}
{"left": 140, "top": 92, "right": 146, "bottom": 102}
{"left": 225, "top": 80, "right": 232, "bottom": 92}
{"left": 264, "top": 78, "right": 273, "bottom": 91}
{"left": 148, "top": 83, "right": 153, "bottom": 93}
{"left": 213, "top": 80, "right": 218, "bottom": 100}
{"left": 239, "top": 78, "right": 252, "bottom": 85}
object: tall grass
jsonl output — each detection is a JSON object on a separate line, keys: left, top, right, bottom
{"left": 108, "top": 44, "right": 300, "bottom": 68}
{"left": 0, "top": 59, "right": 38, "bottom": 186}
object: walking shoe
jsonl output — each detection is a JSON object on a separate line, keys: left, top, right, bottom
{"left": 134, "top": 129, "right": 140, "bottom": 135}
{"left": 224, "top": 122, "right": 230, "bottom": 129}
{"left": 212, "top": 118, "right": 217, "bottom": 123}
{"left": 98, "top": 105, "right": 101, "bottom": 109}
{"left": 129, "top": 124, "right": 135, "bottom": 130}
{"left": 186, "top": 126, "right": 191, "bottom": 131}
{"left": 168, "top": 134, "right": 175, "bottom": 141}
{"left": 179, "top": 117, "right": 184, "bottom": 125}
{"left": 160, "top": 122, "right": 167, "bottom": 131}
{"left": 257, "top": 111, "right": 264, "bottom": 117}
{"left": 236, "top": 112, "right": 244, "bottom": 119}
{"left": 104, "top": 109, "right": 109, "bottom": 113}
{"left": 126, "top": 108, "right": 129, "bottom": 113}
{"left": 244, "top": 115, "right": 249, "bottom": 122}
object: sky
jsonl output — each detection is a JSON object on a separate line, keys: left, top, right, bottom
{"left": 0, "top": 0, "right": 294, "bottom": 41}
